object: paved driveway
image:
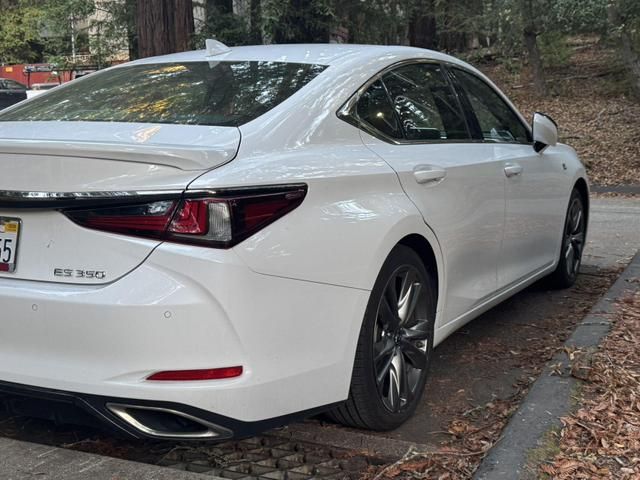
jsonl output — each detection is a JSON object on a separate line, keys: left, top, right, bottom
{"left": 583, "top": 197, "right": 640, "bottom": 268}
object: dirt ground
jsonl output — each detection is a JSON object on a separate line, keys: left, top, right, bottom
{"left": 537, "top": 290, "right": 640, "bottom": 480}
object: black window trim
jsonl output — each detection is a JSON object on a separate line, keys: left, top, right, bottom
{"left": 337, "top": 58, "right": 533, "bottom": 146}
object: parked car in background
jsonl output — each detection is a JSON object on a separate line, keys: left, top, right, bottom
{"left": 0, "top": 42, "right": 588, "bottom": 441}
{"left": 26, "top": 82, "right": 60, "bottom": 99}
{"left": 0, "top": 79, "right": 27, "bottom": 109}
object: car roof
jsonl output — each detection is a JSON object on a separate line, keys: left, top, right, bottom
{"left": 126, "top": 43, "right": 472, "bottom": 71}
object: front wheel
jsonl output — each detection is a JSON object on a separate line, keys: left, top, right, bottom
{"left": 547, "top": 189, "right": 586, "bottom": 289}
{"left": 328, "top": 245, "right": 436, "bottom": 431}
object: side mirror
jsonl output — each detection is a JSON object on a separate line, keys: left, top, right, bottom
{"left": 532, "top": 112, "right": 558, "bottom": 153}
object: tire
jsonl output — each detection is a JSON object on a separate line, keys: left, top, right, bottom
{"left": 327, "top": 245, "right": 436, "bottom": 431}
{"left": 547, "top": 188, "right": 587, "bottom": 289}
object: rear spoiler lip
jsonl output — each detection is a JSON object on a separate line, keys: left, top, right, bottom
{"left": 0, "top": 139, "right": 235, "bottom": 171}
{"left": 0, "top": 189, "right": 185, "bottom": 209}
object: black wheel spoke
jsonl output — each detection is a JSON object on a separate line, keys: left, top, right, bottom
{"left": 398, "top": 351, "right": 412, "bottom": 407}
{"left": 374, "top": 338, "right": 395, "bottom": 364}
{"left": 571, "top": 208, "right": 582, "bottom": 234}
{"left": 380, "top": 288, "right": 400, "bottom": 332}
{"left": 571, "top": 232, "right": 585, "bottom": 247}
{"left": 376, "top": 347, "right": 396, "bottom": 386}
{"left": 402, "top": 320, "right": 431, "bottom": 341}
{"left": 399, "top": 338, "right": 427, "bottom": 370}
{"left": 397, "top": 272, "right": 421, "bottom": 326}
{"left": 386, "top": 352, "right": 402, "bottom": 410}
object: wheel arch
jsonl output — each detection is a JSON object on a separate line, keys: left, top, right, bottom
{"left": 398, "top": 234, "right": 440, "bottom": 307}
{"left": 374, "top": 220, "right": 445, "bottom": 327}
{"left": 573, "top": 177, "right": 590, "bottom": 227}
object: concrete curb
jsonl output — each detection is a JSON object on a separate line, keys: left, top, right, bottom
{"left": 0, "top": 436, "right": 216, "bottom": 480}
{"left": 591, "top": 184, "right": 640, "bottom": 195}
{"left": 473, "top": 250, "right": 640, "bottom": 480}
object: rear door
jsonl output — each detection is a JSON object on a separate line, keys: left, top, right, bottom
{"left": 450, "top": 67, "right": 566, "bottom": 288}
{"left": 355, "top": 62, "right": 506, "bottom": 325}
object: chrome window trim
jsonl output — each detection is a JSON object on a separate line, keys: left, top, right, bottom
{"left": 337, "top": 58, "right": 533, "bottom": 147}
{"left": 0, "top": 189, "right": 184, "bottom": 209}
{"left": 0, "top": 190, "right": 184, "bottom": 200}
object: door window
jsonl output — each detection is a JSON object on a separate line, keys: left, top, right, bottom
{"left": 382, "top": 63, "right": 469, "bottom": 141}
{"left": 453, "top": 69, "right": 531, "bottom": 144}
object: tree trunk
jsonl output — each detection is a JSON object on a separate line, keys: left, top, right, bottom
{"left": 620, "top": 33, "right": 640, "bottom": 96}
{"left": 126, "top": 0, "right": 138, "bottom": 60}
{"left": 521, "top": 0, "right": 547, "bottom": 96}
{"left": 609, "top": 1, "right": 640, "bottom": 96}
{"left": 408, "top": 0, "right": 437, "bottom": 49}
{"left": 523, "top": 27, "right": 547, "bottom": 96}
{"left": 136, "top": 0, "right": 194, "bottom": 58}
{"left": 174, "top": 0, "right": 195, "bottom": 52}
{"left": 249, "top": 0, "right": 262, "bottom": 44}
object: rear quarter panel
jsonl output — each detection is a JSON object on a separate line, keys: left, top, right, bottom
{"left": 188, "top": 143, "right": 445, "bottom": 297}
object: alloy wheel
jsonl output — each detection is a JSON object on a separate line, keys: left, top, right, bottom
{"left": 373, "top": 265, "right": 431, "bottom": 413}
{"left": 564, "top": 197, "right": 585, "bottom": 279}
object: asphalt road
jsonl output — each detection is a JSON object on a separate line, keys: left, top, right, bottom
{"left": 582, "top": 197, "right": 640, "bottom": 268}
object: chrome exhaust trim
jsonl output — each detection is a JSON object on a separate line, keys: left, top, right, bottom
{"left": 106, "top": 403, "right": 233, "bottom": 440}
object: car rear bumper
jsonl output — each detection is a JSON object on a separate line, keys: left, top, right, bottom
{"left": 0, "top": 378, "right": 339, "bottom": 440}
{"left": 0, "top": 243, "right": 369, "bottom": 438}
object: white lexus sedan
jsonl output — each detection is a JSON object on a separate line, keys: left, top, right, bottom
{"left": 0, "top": 42, "right": 588, "bottom": 440}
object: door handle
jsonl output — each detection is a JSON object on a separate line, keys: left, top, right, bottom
{"left": 504, "top": 163, "right": 523, "bottom": 178}
{"left": 413, "top": 165, "right": 447, "bottom": 184}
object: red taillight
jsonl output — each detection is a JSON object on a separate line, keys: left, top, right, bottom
{"left": 168, "top": 199, "right": 210, "bottom": 235}
{"left": 147, "top": 366, "right": 243, "bottom": 381}
{"left": 64, "top": 200, "right": 178, "bottom": 238}
{"left": 63, "top": 185, "right": 307, "bottom": 248}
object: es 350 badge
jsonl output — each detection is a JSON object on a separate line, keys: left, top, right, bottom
{"left": 54, "top": 268, "right": 107, "bottom": 280}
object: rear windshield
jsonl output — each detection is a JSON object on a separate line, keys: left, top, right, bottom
{"left": 0, "top": 61, "right": 327, "bottom": 126}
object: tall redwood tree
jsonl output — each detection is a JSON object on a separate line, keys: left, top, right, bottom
{"left": 136, "top": 0, "right": 194, "bottom": 58}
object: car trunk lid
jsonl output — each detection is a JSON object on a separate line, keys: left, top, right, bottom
{"left": 0, "top": 121, "right": 240, "bottom": 171}
{"left": 0, "top": 121, "right": 240, "bottom": 284}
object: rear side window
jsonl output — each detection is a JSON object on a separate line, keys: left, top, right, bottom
{"left": 0, "top": 61, "right": 327, "bottom": 126}
{"left": 356, "top": 80, "right": 402, "bottom": 140}
{"left": 453, "top": 69, "right": 530, "bottom": 143}
{"left": 382, "top": 63, "right": 469, "bottom": 141}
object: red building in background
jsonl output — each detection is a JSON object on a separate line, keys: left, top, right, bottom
{"left": 0, "top": 64, "right": 74, "bottom": 88}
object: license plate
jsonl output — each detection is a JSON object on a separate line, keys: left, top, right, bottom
{"left": 0, "top": 217, "right": 21, "bottom": 273}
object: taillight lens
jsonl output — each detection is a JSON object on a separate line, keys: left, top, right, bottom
{"left": 63, "top": 185, "right": 307, "bottom": 248}
{"left": 62, "top": 200, "right": 178, "bottom": 239}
